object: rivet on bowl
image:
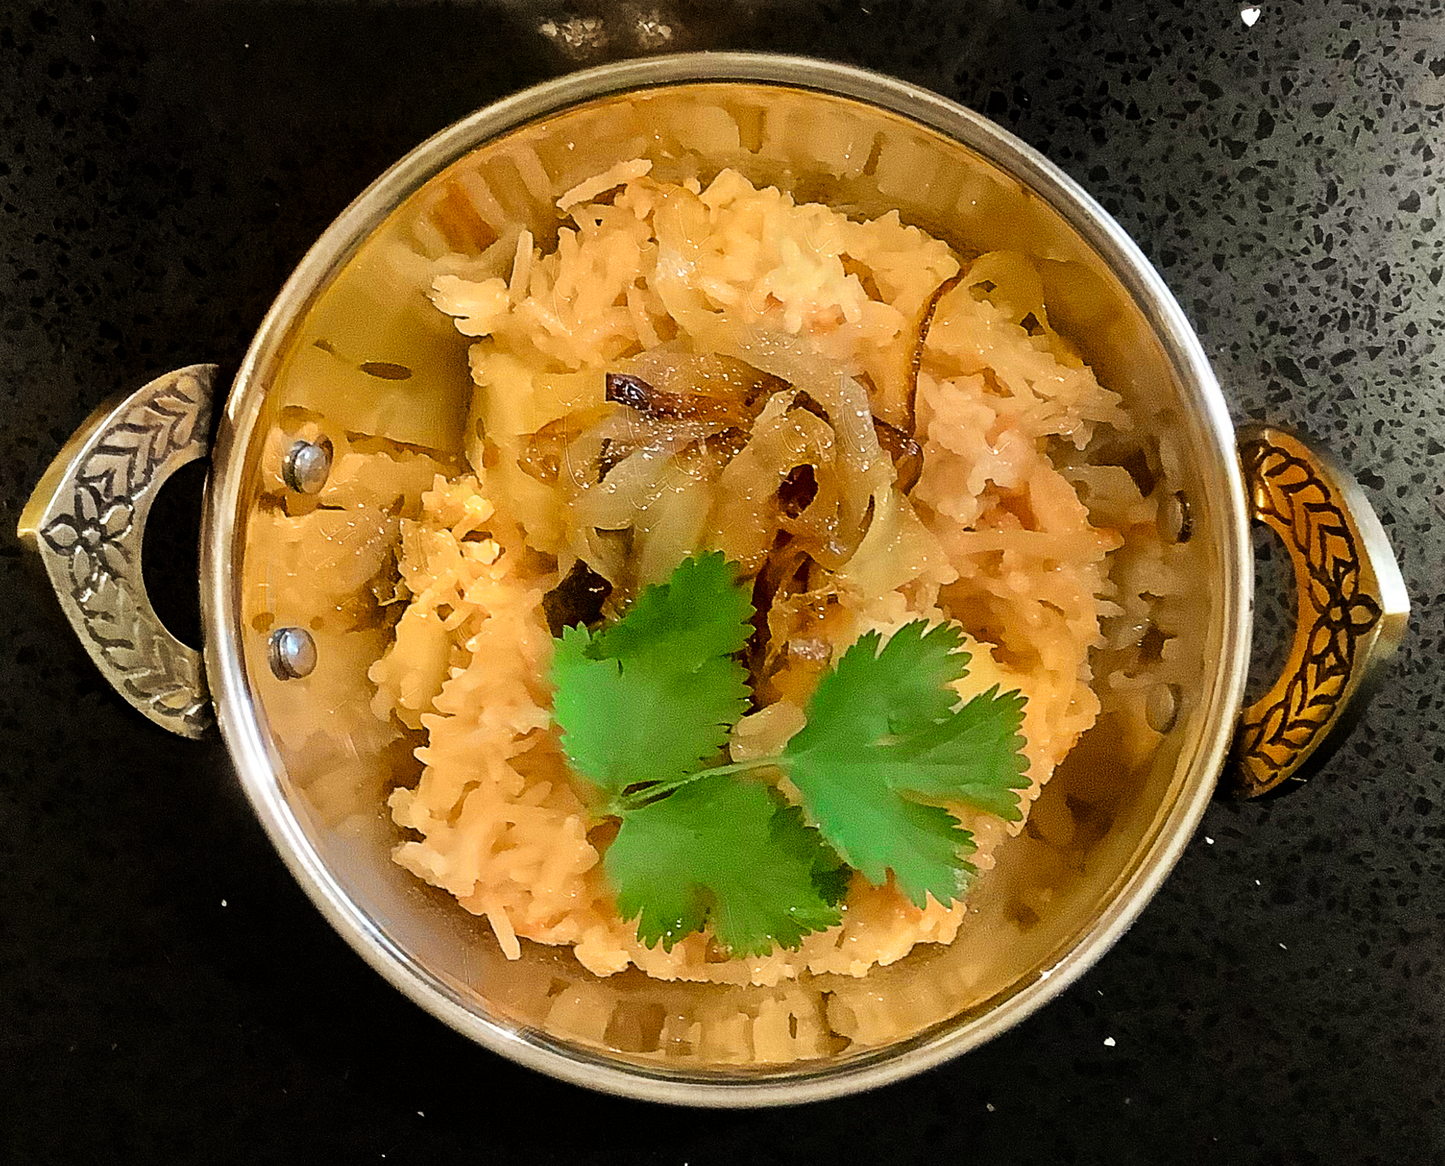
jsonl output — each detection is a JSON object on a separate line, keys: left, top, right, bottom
{"left": 267, "top": 626, "right": 317, "bottom": 680}
{"left": 282, "top": 436, "right": 334, "bottom": 495}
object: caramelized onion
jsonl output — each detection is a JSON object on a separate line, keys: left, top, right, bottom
{"left": 606, "top": 351, "right": 786, "bottom": 419}
{"left": 604, "top": 371, "right": 656, "bottom": 412}
{"left": 538, "top": 330, "right": 929, "bottom": 624}
{"left": 746, "top": 539, "right": 813, "bottom": 697}
{"left": 711, "top": 395, "right": 837, "bottom": 573}
{"left": 518, "top": 404, "right": 615, "bottom": 485}
{"left": 778, "top": 465, "right": 819, "bottom": 517}
{"left": 706, "top": 327, "right": 894, "bottom": 565}
{"left": 543, "top": 560, "right": 613, "bottom": 635}
{"left": 872, "top": 416, "right": 924, "bottom": 494}
{"left": 906, "top": 272, "right": 964, "bottom": 437}
{"left": 758, "top": 577, "right": 836, "bottom": 702}
{"left": 605, "top": 371, "right": 748, "bottom": 426}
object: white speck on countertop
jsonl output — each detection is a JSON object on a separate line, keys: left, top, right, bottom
{"left": 1279, "top": 943, "right": 1288, "bottom": 950}
{"left": 538, "top": 15, "right": 607, "bottom": 57}
{"left": 1205, "top": 836, "right": 1214, "bottom": 844}
{"left": 632, "top": 10, "right": 673, "bottom": 48}
{"left": 1104, "top": 1036, "right": 1116, "bottom": 1047}
{"left": 417, "top": 1111, "right": 424, "bottom": 1117}
{"left": 1255, "top": 879, "right": 1262, "bottom": 886}
{"left": 221, "top": 899, "right": 227, "bottom": 907}
{"left": 1240, "top": 5, "right": 1261, "bottom": 27}
{"left": 986, "top": 1103, "right": 995, "bottom": 1112}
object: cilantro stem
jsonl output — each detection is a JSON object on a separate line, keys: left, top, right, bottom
{"left": 610, "top": 754, "right": 785, "bottom": 815}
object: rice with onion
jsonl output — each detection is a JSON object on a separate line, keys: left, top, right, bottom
{"left": 360, "top": 165, "right": 1137, "bottom": 986}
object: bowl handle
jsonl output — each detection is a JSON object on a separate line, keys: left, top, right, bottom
{"left": 16, "top": 365, "right": 218, "bottom": 739}
{"left": 1228, "top": 424, "right": 1408, "bottom": 797}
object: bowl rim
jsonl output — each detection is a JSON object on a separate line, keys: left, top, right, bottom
{"left": 199, "top": 51, "right": 1250, "bottom": 1106}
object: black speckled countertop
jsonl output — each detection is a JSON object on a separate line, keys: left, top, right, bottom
{"left": 3, "top": 2, "right": 1442, "bottom": 1162}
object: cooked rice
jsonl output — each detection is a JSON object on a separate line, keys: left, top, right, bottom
{"left": 361, "top": 167, "right": 1137, "bottom": 986}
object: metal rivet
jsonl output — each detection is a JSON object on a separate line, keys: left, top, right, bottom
{"left": 1159, "top": 490, "right": 1193, "bottom": 544}
{"left": 282, "top": 437, "right": 334, "bottom": 495}
{"left": 267, "top": 627, "right": 317, "bottom": 680}
{"left": 1146, "top": 682, "right": 1181, "bottom": 735}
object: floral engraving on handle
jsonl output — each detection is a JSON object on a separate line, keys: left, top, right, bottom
{"left": 35, "top": 368, "right": 214, "bottom": 736}
{"left": 1232, "top": 435, "right": 1382, "bottom": 795}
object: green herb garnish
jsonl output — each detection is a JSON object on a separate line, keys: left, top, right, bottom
{"left": 549, "top": 553, "right": 1029, "bottom": 957}
{"left": 550, "top": 553, "right": 753, "bottom": 794}
{"left": 605, "top": 776, "right": 847, "bottom": 957}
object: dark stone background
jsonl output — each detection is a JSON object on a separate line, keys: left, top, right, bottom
{"left": 2, "top": 1, "right": 1441, "bottom": 1162}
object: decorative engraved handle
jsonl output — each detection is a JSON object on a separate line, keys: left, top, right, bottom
{"left": 18, "top": 365, "right": 218, "bottom": 738}
{"left": 1229, "top": 424, "right": 1408, "bottom": 798}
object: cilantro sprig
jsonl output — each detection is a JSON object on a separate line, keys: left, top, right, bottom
{"left": 549, "top": 552, "right": 1029, "bottom": 957}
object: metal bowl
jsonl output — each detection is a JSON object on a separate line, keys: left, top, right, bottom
{"left": 19, "top": 54, "right": 1407, "bottom": 1105}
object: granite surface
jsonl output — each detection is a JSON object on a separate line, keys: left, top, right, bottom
{"left": 2, "top": 1, "right": 1442, "bottom": 1162}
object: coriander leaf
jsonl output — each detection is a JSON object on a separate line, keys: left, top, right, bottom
{"left": 882, "top": 686, "right": 1030, "bottom": 820}
{"left": 773, "top": 802, "right": 853, "bottom": 906}
{"left": 606, "top": 774, "right": 843, "bottom": 957}
{"left": 591, "top": 552, "right": 754, "bottom": 670}
{"left": 790, "top": 620, "right": 971, "bottom": 752}
{"left": 778, "top": 620, "right": 1028, "bottom": 908}
{"left": 780, "top": 744, "right": 977, "bottom": 908}
{"left": 872, "top": 620, "right": 973, "bottom": 735}
{"left": 551, "top": 623, "right": 748, "bottom": 796}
